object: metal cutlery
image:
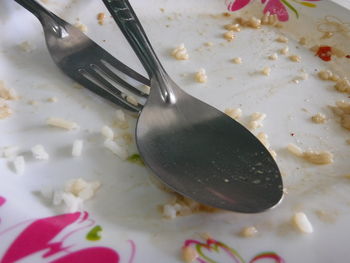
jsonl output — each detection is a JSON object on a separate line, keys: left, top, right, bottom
{"left": 103, "top": 0, "right": 283, "bottom": 213}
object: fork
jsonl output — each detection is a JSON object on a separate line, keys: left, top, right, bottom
{"left": 14, "top": 0, "right": 150, "bottom": 112}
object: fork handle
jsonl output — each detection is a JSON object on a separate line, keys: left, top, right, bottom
{"left": 14, "top": 0, "right": 54, "bottom": 21}
{"left": 102, "top": 0, "right": 171, "bottom": 101}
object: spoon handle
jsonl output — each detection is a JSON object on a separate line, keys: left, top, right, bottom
{"left": 103, "top": 0, "right": 171, "bottom": 100}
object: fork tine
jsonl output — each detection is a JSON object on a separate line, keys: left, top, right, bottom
{"left": 93, "top": 63, "right": 148, "bottom": 98}
{"left": 100, "top": 52, "right": 150, "bottom": 85}
{"left": 76, "top": 70, "right": 143, "bottom": 113}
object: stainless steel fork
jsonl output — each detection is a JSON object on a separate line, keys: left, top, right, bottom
{"left": 14, "top": 0, "right": 150, "bottom": 112}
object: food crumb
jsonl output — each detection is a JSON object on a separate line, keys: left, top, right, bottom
{"left": 246, "top": 16, "right": 261, "bottom": 29}
{"left": 292, "top": 212, "right": 313, "bottom": 234}
{"left": 224, "top": 23, "right": 241, "bottom": 32}
{"left": 248, "top": 112, "right": 266, "bottom": 130}
{"left": 224, "top": 108, "right": 242, "bottom": 120}
{"left": 330, "top": 100, "right": 350, "bottom": 130}
{"left": 289, "top": 55, "right": 301, "bottom": 62}
{"left": 13, "top": 156, "right": 25, "bottom": 175}
{"left": 334, "top": 78, "right": 350, "bottom": 93}
{"left": 65, "top": 178, "right": 101, "bottom": 201}
{"left": 172, "top": 43, "right": 189, "bottom": 60}
{"left": 287, "top": 143, "right": 333, "bottom": 165}
{"left": 279, "top": 46, "right": 289, "bottom": 55}
{"left": 0, "top": 81, "right": 18, "bottom": 100}
{"left": 72, "top": 140, "right": 83, "bottom": 157}
{"left": 261, "top": 12, "right": 278, "bottom": 25}
{"left": 101, "top": 125, "right": 114, "bottom": 140}
{"left": 74, "top": 22, "right": 88, "bottom": 33}
{"left": 223, "top": 31, "right": 235, "bottom": 41}
{"left": 194, "top": 68, "right": 208, "bottom": 83}
{"left": 299, "top": 37, "right": 307, "bottom": 45}
{"left": 46, "top": 97, "right": 58, "bottom": 103}
{"left": 182, "top": 246, "right": 198, "bottom": 263}
{"left": 204, "top": 42, "right": 214, "bottom": 47}
{"left": 104, "top": 139, "right": 128, "bottom": 160}
{"left": 268, "top": 53, "right": 278, "bottom": 60}
{"left": 126, "top": 95, "right": 138, "bottom": 106}
{"left": 97, "top": 12, "right": 106, "bottom": 25}
{"left": 31, "top": 144, "right": 49, "bottom": 160}
{"left": 311, "top": 113, "right": 326, "bottom": 124}
{"left": 0, "top": 102, "right": 12, "bottom": 119}
{"left": 239, "top": 226, "right": 258, "bottom": 238}
{"left": 232, "top": 57, "right": 242, "bottom": 64}
{"left": 18, "top": 41, "right": 34, "bottom": 52}
{"left": 276, "top": 35, "right": 288, "bottom": 43}
{"left": 261, "top": 66, "right": 271, "bottom": 76}
{"left": 46, "top": 117, "right": 79, "bottom": 130}
{"left": 318, "top": 70, "right": 339, "bottom": 82}
{"left": 321, "top": 32, "right": 333, "bottom": 39}
{"left": 114, "top": 109, "right": 129, "bottom": 129}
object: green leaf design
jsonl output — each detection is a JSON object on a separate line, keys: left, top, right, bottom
{"left": 86, "top": 225, "right": 102, "bottom": 241}
{"left": 281, "top": 0, "right": 299, "bottom": 18}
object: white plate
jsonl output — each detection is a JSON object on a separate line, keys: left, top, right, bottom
{"left": 1, "top": 0, "right": 350, "bottom": 262}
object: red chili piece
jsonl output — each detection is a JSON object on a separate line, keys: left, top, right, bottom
{"left": 346, "top": 55, "right": 350, "bottom": 59}
{"left": 316, "top": 46, "right": 332, "bottom": 61}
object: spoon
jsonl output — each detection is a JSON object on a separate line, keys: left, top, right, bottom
{"left": 103, "top": 0, "right": 283, "bottom": 213}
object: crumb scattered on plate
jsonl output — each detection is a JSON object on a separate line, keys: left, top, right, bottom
{"left": 287, "top": 143, "right": 333, "bottom": 165}
{"left": 292, "top": 212, "right": 313, "bottom": 234}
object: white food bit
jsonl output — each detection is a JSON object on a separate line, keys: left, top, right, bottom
{"left": 224, "top": 108, "right": 242, "bottom": 120}
{"left": 46, "top": 97, "right": 58, "bottom": 103}
{"left": 248, "top": 112, "right": 266, "bottom": 130}
{"left": 31, "top": 144, "right": 49, "bottom": 160}
{"left": 101, "top": 125, "right": 114, "bottom": 139}
{"left": 247, "top": 16, "right": 261, "bottom": 29}
{"left": 126, "top": 95, "right": 138, "bottom": 106}
{"left": 257, "top": 132, "right": 270, "bottom": 148}
{"left": 142, "top": 85, "right": 151, "bottom": 95}
{"left": 268, "top": 53, "right": 278, "bottom": 60}
{"left": 182, "top": 246, "right": 198, "bottom": 263}
{"left": 293, "top": 73, "right": 309, "bottom": 83}
{"left": 223, "top": 31, "right": 235, "bottom": 41}
{"left": 52, "top": 190, "right": 64, "bottom": 206}
{"left": 72, "top": 140, "right": 84, "bottom": 157}
{"left": 311, "top": 113, "right": 326, "bottom": 124}
{"left": 334, "top": 78, "right": 350, "bottom": 93}
{"left": 13, "top": 156, "right": 25, "bottom": 175}
{"left": 61, "top": 192, "right": 84, "bottom": 213}
{"left": 163, "top": 203, "right": 182, "bottom": 219}
{"left": 261, "top": 12, "right": 277, "bottom": 25}
{"left": 74, "top": 22, "right": 88, "bottom": 33}
{"left": 279, "top": 46, "right": 289, "bottom": 55}
{"left": 292, "top": 212, "right": 313, "bottom": 234}
{"left": 65, "top": 178, "right": 101, "bottom": 201}
{"left": 40, "top": 186, "right": 53, "bottom": 200}
{"left": 240, "top": 226, "right": 258, "bottom": 237}
{"left": 104, "top": 139, "right": 128, "bottom": 160}
{"left": 0, "top": 81, "right": 18, "bottom": 100}
{"left": 171, "top": 43, "right": 189, "bottom": 60}
{"left": 289, "top": 55, "right": 301, "bottom": 62}
{"left": 330, "top": 100, "right": 350, "bottom": 131}
{"left": 287, "top": 143, "right": 333, "bottom": 165}
{"left": 269, "top": 149, "right": 277, "bottom": 159}
{"left": 261, "top": 66, "right": 271, "bottom": 76}
{"left": 2, "top": 146, "right": 19, "bottom": 158}
{"left": 232, "top": 57, "right": 242, "bottom": 64}
{"left": 18, "top": 41, "right": 34, "bottom": 52}
{"left": 224, "top": 23, "right": 241, "bottom": 32}
{"left": 115, "top": 109, "right": 126, "bottom": 122}
{"left": 194, "top": 68, "right": 208, "bottom": 83}
{"left": 318, "top": 70, "right": 339, "bottom": 82}
{"left": 276, "top": 35, "right": 288, "bottom": 43}
{"left": 47, "top": 117, "right": 79, "bottom": 130}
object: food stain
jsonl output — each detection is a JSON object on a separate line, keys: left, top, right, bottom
{"left": 127, "top": 154, "right": 145, "bottom": 166}
{"left": 316, "top": 46, "right": 332, "bottom": 61}
{"left": 86, "top": 225, "right": 103, "bottom": 241}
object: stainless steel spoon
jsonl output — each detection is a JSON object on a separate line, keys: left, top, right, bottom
{"left": 104, "top": 0, "right": 283, "bottom": 213}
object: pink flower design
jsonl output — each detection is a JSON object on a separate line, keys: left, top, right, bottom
{"left": 226, "top": 0, "right": 321, "bottom": 21}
